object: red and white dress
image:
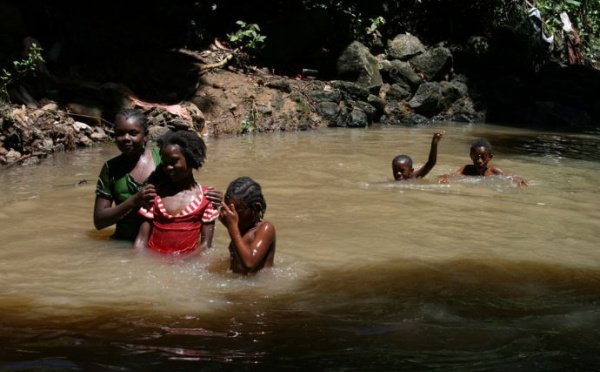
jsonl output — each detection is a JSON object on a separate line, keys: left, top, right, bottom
{"left": 139, "top": 186, "right": 219, "bottom": 255}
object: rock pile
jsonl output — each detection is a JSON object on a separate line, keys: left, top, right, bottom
{"left": 0, "top": 100, "right": 207, "bottom": 166}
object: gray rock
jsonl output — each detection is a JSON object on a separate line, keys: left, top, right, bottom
{"left": 386, "top": 34, "right": 426, "bottom": 61}
{"left": 336, "top": 41, "right": 383, "bottom": 90}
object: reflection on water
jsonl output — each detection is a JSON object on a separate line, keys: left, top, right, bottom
{"left": 477, "top": 132, "right": 600, "bottom": 161}
{"left": 1, "top": 123, "right": 600, "bottom": 371}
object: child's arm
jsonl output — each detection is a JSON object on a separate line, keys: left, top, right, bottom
{"left": 219, "top": 203, "right": 276, "bottom": 272}
{"left": 133, "top": 221, "right": 152, "bottom": 250}
{"left": 509, "top": 175, "right": 528, "bottom": 187}
{"left": 204, "top": 186, "right": 223, "bottom": 205}
{"left": 489, "top": 166, "right": 507, "bottom": 176}
{"left": 414, "top": 132, "right": 443, "bottom": 179}
{"left": 94, "top": 184, "right": 156, "bottom": 230}
{"left": 199, "top": 222, "right": 215, "bottom": 251}
{"left": 437, "top": 165, "right": 464, "bottom": 184}
{"left": 490, "top": 165, "right": 528, "bottom": 185}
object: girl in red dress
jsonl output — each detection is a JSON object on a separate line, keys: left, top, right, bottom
{"left": 133, "top": 130, "right": 221, "bottom": 255}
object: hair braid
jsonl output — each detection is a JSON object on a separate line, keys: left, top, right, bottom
{"left": 225, "top": 176, "right": 267, "bottom": 220}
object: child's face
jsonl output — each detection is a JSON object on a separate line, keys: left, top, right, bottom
{"left": 114, "top": 118, "right": 146, "bottom": 156}
{"left": 392, "top": 160, "right": 413, "bottom": 180}
{"left": 470, "top": 146, "right": 493, "bottom": 171}
{"left": 161, "top": 144, "right": 191, "bottom": 182}
{"left": 227, "top": 197, "right": 254, "bottom": 226}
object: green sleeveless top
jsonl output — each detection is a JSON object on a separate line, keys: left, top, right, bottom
{"left": 95, "top": 147, "right": 161, "bottom": 241}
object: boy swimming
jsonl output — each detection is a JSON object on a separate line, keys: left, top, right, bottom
{"left": 438, "top": 138, "right": 527, "bottom": 186}
{"left": 392, "top": 132, "right": 443, "bottom": 180}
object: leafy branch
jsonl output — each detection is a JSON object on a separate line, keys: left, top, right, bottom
{"left": 0, "top": 42, "right": 45, "bottom": 102}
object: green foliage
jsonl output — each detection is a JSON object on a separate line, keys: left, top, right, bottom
{"left": 350, "top": 15, "right": 388, "bottom": 45}
{"left": 300, "top": 0, "right": 600, "bottom": 62}
{"left": 303, "top": 1, "right": 388, "bottom": 47}
{"left": 227, "top": 20, "right": 267, "bottom": 52}
{"left": 488, "top": 0, "right": 599, "bottom": 62}
{"left": 238, "top": 101, "right": 258, "bottom": 135}
{"left": 534, "top": 0, "right": 600, "bottom": 61}
{"left": 0, "top": 42, "right": 44, "bottom": 101}
{"left": 239, "top": 117, "right": 256, "bottom": 135}
{"left": 366, "top": 16, "right": 386, "bottom": 37}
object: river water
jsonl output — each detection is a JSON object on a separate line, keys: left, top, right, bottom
{"left": 1, "top": 123, "right": 600, "bottom": 371}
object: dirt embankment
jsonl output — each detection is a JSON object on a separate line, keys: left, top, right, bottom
{"left": 0, "top": 65, "right": 324, "bottom": 167}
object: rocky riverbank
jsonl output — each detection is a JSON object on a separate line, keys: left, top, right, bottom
{"left": 2, "top": 32, "right": 599, "bottom": 167}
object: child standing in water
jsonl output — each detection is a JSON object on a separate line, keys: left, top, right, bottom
{"left": 392, "top": 132, "right": 443, "bottom": 180}
{"left": 133, "top": 130, "right": 222, "bottom": 255}
{"left": 438, "top": 138, "right": 527, "bottom": 186}
{"left": 219, "top": 176, "right": 276, "bottom": 275}
{"left": 94, "top": 108, "right": 160, "bottom": 241}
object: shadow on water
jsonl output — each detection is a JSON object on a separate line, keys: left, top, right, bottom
{"left": 2, "top": 259, "right": 600, "bottom": 371}
{"left": 470, "top": 131, "right": 600, "bottom": 161}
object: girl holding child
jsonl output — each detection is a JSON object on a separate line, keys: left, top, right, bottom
{"left": 94, "top": 109, "right": 222, "bottom": 242}
{"left": 132, "top": 145, "right": 277, "bottom": 273}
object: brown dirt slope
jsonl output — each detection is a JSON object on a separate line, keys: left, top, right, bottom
{"left": 193, "top": 68, "right": 325, "bottom": 137}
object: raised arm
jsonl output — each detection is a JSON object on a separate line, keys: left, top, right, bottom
{"left": 414, "top": 132, "right": 443, "bottom": 179}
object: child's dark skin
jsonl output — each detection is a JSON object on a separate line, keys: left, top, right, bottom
{"left": 393, "top": 132, "right": 443, "bottom": 180}
{"left": 93, "top": 115, "right": 157, "bottom": 231}
{"left": 94, "top": 111, "right": 222, "bottom": 240}
{"left": 219, "top": 196, "right": 276, "bottom": 275}
{"left": 438, "top": 140, "right": 527, "bottom": 186}
{"left": 134, "top": 143, "right": 217, "bottom": 252}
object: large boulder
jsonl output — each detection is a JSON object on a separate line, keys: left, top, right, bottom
{"left": 386, "top": 34, "right": 426, "bottom": 61}
{"left": 336, "top": 41, "right": 383, "bottom": 91}
{"left": 409, "top": 47, "right": 453, "bottom": 82}
{"left": 380, "top": 60, "right": 422, "bottom": 89}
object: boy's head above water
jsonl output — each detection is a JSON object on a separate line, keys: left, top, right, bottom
{"left": 392, "top": 155, "right": 414, "bottom": 180}
{"left": 469, "top": 138, "right": 493, "bottom": 172}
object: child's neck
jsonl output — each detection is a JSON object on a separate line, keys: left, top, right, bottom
{"left": 169, "top": 177, "right": 197, "bottom": 194}
{"left": 240, "top": 218, "right": 261, "bottom": 234}
{"left": 123, "top": 148, "right": 145, "bottom": 167}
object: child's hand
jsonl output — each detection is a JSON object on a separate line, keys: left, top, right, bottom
{"left": 437, "top": 175, "right": 450, "bottom": 184}
{"left": 218, "top": 202, "right": 239, "bottom": 228}
{"left": 432, "top": 132, "right": 444, "bottom": 143}
{"left": 205, "top": 187, "right": 223, "bottom": 204}
{"left": 510, "top": 176, "right": 528, "bottom": 187}
{"left": 137, "top": 184, "right": 156, "bottom": 208}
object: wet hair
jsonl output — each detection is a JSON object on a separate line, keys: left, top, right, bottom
{"left": 114, "top": 108, "right": 148, "bottom": 134}
{"left": 392, "top": 155, "right": 413, "bottom": 167}
{"left": 470, "top": 138, "right": 492, "bottom": 153}
{"left": 225, "top": 176, "right": 267, "bottom": 219}
{"left": 158, "top": 130, "right": 207, "bottom": 169}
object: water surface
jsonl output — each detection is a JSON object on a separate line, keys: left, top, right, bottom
{"left": 1, "top": 123, "right": 600, "bottom": 371}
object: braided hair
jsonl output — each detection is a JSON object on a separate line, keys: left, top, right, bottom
{"left": 158, "top": 130, "right": 207, "bottom": 170}
{"left": 115, "top": 108, "right": 149, "bottom": 134}
{"left": 225, "top": 176, "right": 267, "bottom": 221}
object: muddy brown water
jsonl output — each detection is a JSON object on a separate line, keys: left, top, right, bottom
{"left": 1, "top": 123, "right": 600, "bottom": 371}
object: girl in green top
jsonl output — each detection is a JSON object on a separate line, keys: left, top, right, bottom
{"left": 94, "top": 108, "right": 222, "bottom": 241}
